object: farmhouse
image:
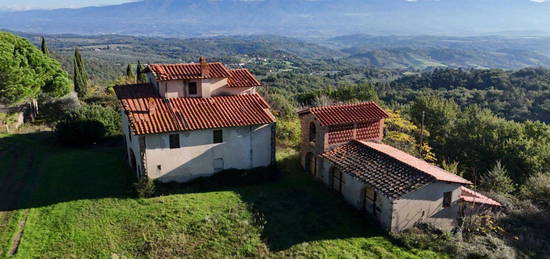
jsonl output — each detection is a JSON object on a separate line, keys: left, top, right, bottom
{"left": 114, "top": 57, "right": 276, "bottom": 183}
{"left": 299, "top": 102, "right": 501, "bottom": 232}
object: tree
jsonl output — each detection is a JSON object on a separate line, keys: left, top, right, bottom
{"left": 384, "top": 110, "right": 436, "bottom": 162}
{"left": 410, "top": 95, "right": 458, "bottom": 156}
{"left": 0, "top": 32, "right": 70, "bottom": 104}
{"left": 480, "top": 161, "right": 515, "bottom": 194}
{"left": 126, "top": 64, "right": 135, "bottom": 79}
{"left": 136, "top": 60, "right": 146, "bottom": 83}
{"left": 73, "top": 48, "right": 88, "bottom": 98}
{"left": 40, "top": 36, "right": 49, "bottom": 55}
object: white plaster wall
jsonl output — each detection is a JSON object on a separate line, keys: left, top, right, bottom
{"left": 317, "top": 158, "right": 393, "bottom": 231}
{"left": 164, "top": 80, "right": 184, "bottom": 98}
{"left": 251, "top": 124, "right": 273, "bottom": 167}
{"left": 202, "top": 78, "right": 225, "bottom": 97}
{"left": 203, "top": 78, "right": 253, "bottom": 97}
{"left": 144, "top": 124, "right": 274, "bottom": 183}
{"left": 147, "top": 72, "right": 158, "bottom": 88}
{"left": 121, "top": 112, "right": 142, "bottom": 177}
{"left": 391, "top": 181, "right": 462, "bottom": 232}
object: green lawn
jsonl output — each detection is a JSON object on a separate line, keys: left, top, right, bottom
{"left": 0, "top": 132, "right": 444, "bottom": 258}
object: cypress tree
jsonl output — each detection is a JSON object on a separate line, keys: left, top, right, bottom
{"left": 73, "top": 48, "right": 88, "bottom": 98}
{"left": 126, "top": 64, "right": 135, "bottom": 78}
{"left": 136, "top": 60, "right": 146, "bottom": 83}
{"left": 40, "top": 36, "right": 49, "bottom": 55}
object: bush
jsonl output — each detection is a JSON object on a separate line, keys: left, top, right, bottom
{"left": 134, "top": 178, "right": 156, "bottom": 198}
{"left": 520, "top": 173, "right": 550, "bottom": 209}
{"left": 276, "top": 118, "right": 301, "bottom": 148}
{"left": 54, "top": 104, "right": 120, "bottom": 145}
{"left": 39, "top": 93, "right": 81, "bottom": 124}
{"left": 55, "top": 118, "right": 106, "bottom": 145}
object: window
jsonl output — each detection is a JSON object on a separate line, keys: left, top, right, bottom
{"left": 213, "top": 129, "right": 223, "bottom": 143}
{"left": 188, "top": 82, "right": 198, "bottom": 95}
{"left": 443, "top": 191, "right": 452, "bottom": 208}
{"left": 309, "top": 122, "right": 316, "bottom": 142}
{"left": 169, "top": 134, "right": 180, "bottom": 149}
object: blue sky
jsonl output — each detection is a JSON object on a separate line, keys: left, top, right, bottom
{"left": 0, "top": 0, "right": 138, "bottom": 10}
{"left": 1, "top": 0, "right": 548, "bottom": 10}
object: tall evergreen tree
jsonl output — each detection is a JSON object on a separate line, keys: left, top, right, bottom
{"left": 40, "top": 36, "right": 49, "bottom": 55}
{"left": 126, "top": 64, "right": 135, "bottom": 78}
{"left": 73, "top": 48, "right": 88, "bottom": 98}
{"left": 136, "top": 60, "right": 146, "bottom": 83}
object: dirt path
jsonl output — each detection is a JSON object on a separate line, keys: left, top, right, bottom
{"left": 0, "top": 133, "right": 41, "bottom": 256}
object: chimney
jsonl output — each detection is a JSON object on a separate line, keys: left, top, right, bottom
{"left": 148, "top": 97, "right": 156, "bottom": 115}
{"left": 199, "top": 56, "right": 209, "bottom": 78}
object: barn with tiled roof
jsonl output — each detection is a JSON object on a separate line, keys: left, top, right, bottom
{"left": 298, "top": 102, "right": 499, "bottom": 232}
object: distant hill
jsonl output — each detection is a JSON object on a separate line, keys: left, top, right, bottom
{"left": 15, "top": 32, "right": 550, "bottom": 76}
{"left": 327, "top": 35, "right": 550, "bottom": 69}
{"left": 1, "top": 0, "right": 550, "bottom": 37}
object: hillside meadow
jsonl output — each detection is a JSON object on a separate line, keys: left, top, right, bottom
{"left": 0, "top": 132, "right": 444, "bottom": 258}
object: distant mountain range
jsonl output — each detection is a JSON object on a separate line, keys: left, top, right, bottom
{"left": 14, "top": 31, "right": 550, "bottom": 70}
{"left": 1, "top": 0, "right": 550, "bottom": 37}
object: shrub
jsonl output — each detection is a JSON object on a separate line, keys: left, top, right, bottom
{"left": 134, "top": 178, "right": 156, "bottom": 198}
{"left": 54, "top": 104, "right": 120, "bottom": 145}
{"left": 55, "top": 118, "right": 106, "bottom": 145}
{"left": 276, "top": 118, "right": 301, "bottom": 148}
{"left": 520, "top": 173, "right": 550, "bottom": 209}
{"left": 39, "top": 93, "right": 81, "bottom": 124}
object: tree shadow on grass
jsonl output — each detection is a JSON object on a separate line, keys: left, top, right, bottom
{"left": 0, "top": 132, "right": 135, "bottom": 211}
{"left": 157, "top": 153, "right": 388, "bottom": 252}
{"left": 1, "top": 132, "right": 389, "bottom": 253}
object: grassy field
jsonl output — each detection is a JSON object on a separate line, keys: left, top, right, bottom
{"left": 0, "top": 132, "right": 444, "bottom": 258}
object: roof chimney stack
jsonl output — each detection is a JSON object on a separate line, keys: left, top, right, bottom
{"left": 199, "top": 56, "right": 209, "bottom": 78}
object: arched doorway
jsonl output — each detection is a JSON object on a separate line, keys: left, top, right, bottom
{"left": 304, "top": 152, "right": 316, "bottom": 176}
{"left": 361, "top": 186, "right": 377, "bottom": 216}
{"left": 309, "top": 122, "right": 316, "bottom": 142}
{"left": 330, "top": 166, "right": 343, "bottom": 193}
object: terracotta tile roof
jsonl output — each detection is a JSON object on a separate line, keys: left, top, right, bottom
{"left": 145, "top": 63, "right": 230, "bottom": 80}
{"left": 114, "top": 84, "right": 275, "bottom": 135}
{"left": 321, "top": 140, "right": 436, "bottom": 199}
{"left": 228, "top": 69, "right": 262, "bottom": 88}
{"left": 362, "top": 141, "right": 472, "bottom": 185}
{"left": 460, "top": 187, "right": 502, "bottom": 207}
{"left": 299, "top": 102, "right": 389, "bottom": 126}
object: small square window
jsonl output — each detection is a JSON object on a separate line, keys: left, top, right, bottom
{"left": 189, "top": 82, "right": 198, "bottom": 95}
{"left": 443, "top": 191, "right": 452, "bottom": 208}
{"left": 213, "top": 129, "right": 223, "bottom": 143}
{"left": 169, "top": 134, "right": 180, "bottom": 149}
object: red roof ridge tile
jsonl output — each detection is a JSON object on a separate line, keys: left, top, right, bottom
{"left": 299, "top": 102, "right": 389, "bottom": 126}
{"left": 145, "top": 62, "right": 230, "bottom": 80}
{"left": 358, "top": 140, "right": 472, "bottom": 185}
